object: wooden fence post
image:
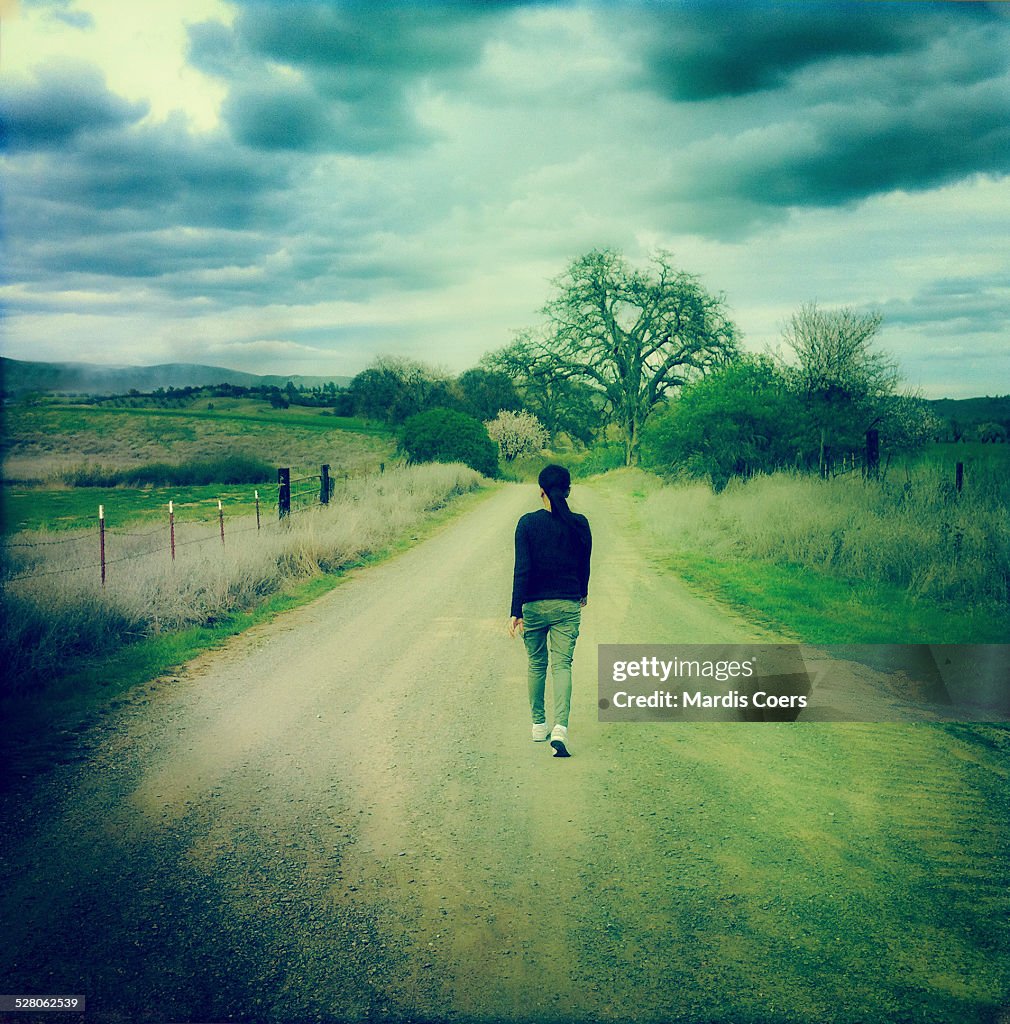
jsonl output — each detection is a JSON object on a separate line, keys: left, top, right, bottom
{"left": 820, "top": 445, "right": 832, "bottom": 479}
{"left": 320, "top": 464, "right": 330, "bottom": 505}
{"left": 956, "top": 461, "right": 964, "bottom": 494}
{"left": 278, "top": 468, "right": 290, "bottom": 519}
{"left": 218, "top": 498, "right": 225, "bottom": 546}
{"left": 865, "top": 429, "right": 879, "bottom": 479}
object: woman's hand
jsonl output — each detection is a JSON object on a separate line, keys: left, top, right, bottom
{"left": 508, "top": 616, "right": 523, "bottom": 638}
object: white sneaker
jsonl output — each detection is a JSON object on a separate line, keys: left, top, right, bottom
{"left": 550, "top": 724, "right": 570, "bottom": 757}
{"left": 531, "top": 722, "right": 550, "bottom": 742}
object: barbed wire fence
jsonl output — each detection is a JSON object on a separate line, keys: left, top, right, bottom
{"left": 821, "top": 429, "right": 967, "bottom": 495}
{"left": 2, "top": 462, "right": 387, "bottom": 587}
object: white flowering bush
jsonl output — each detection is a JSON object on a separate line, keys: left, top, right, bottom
{"left": 484, "top": 410, "right": 549, "bottom": 462}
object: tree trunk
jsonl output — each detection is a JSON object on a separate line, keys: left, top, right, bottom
{"left": 624, "top": 416, "right": 638, "bottom": 466}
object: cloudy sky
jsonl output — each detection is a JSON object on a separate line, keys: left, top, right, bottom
{"left": 2, "top": 0, "right": 1008, "bottom": 397}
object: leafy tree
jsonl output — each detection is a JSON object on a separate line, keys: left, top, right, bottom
{"left": 350, "top": 357, "right": 461, "bottom": 424}
{"left": 483, "top": 341, "right": 605, "bottom": 446}
{"left": 518, "top": 249, "right": 737, "bottom": 465}
{"left": 456, "top": 368, "right": 522, "bottom": 422}
{"left": 399, "top": 408, "right": 498, "bottom": 477}
{"left": 877, "top": 393, "right": 941, "bottom": 452}
{"left": 347, "top": 366, "right": 403, "bottom": 421}
{"left": 484, "top": 410, "right": 549, "bottom": 462}
{"left": 640, "top": 356, "right": 805, "bottom": 488}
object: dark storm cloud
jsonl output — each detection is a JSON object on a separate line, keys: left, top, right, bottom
{"left": 188, "top": 3, "right": 530, "bottom": 153}
{"left": 638, "top": 2, "right": 996, "bottom": 101}
{"left": 15, "top": 117, "right": 292, "bottom": 225}
{"left": 3, "top": 81, "right": 296, "bottom": 295}
{"left": 1, "top": 63, "right": 147, "bottom": 150}
{"left": 696, "top": 79, "right": 1010, "bottom": 210}
{"left": 223, "top": 79, "right": 425, "bottom": 152}
{"left": 632, "top": 3, "right": 1010, "bottom": 223}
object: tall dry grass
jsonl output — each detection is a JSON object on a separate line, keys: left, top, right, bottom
{"left": 1, "top": 463, "right": 484, "bottom": 693}
{"left": 640, "top": 462, "right": 1009, "bottom": 609}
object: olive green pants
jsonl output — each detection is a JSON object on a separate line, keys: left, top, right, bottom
{"left": 522, "top": 598, "right": 581, "bottom": 729}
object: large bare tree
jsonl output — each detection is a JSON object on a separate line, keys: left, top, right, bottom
{"left": 523, "top": 249, "right": 738, "bottom": 465}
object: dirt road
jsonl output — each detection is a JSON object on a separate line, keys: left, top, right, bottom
{"left": 2, "top": 482, "right": 1007, "bottom": 1024}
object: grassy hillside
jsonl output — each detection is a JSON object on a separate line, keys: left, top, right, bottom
{"left": 1, "top": 398, "right": 395, "bottom": 487}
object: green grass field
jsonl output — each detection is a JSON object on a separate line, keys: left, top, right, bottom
{"left": 2, "top": 481, "right": 275, "bottom": 533}
{"left": 1, "top": 398, "right": 396, "bottom": 486}
{"left": 1, "top": 398, "right": 399, "bottom": 532}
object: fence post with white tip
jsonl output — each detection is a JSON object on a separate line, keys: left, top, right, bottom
{"left": 99, "top": 504, "right": 106, "bottom": 587}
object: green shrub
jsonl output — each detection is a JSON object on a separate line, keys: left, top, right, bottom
{"left": 569, "top": 442, "right": 626, "bottom": 478}
{"left": 399, "top": 408, "right": 498, "bottom": 477}
{"left": 640, "top": 357, "right": 807, "bottom": 488}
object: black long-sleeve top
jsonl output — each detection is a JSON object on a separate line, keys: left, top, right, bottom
{"left": 510, "top": 508, "right": 592, "bottom": 618}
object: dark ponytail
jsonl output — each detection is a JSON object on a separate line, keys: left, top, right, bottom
{"left": 538, "top": 464, "right": 590, "bottom": 548}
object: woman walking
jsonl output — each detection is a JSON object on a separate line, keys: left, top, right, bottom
{"left": 508, "top": 464, "right": 592, "bottom": 757}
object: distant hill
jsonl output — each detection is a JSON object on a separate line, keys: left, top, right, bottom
{"left": 0, "top": 357, "right": 353, "bottom": 397}
{"left": 926, "top": 395, "right": 1010, "bottom": 429}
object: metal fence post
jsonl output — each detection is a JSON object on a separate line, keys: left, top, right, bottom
{"left": 278, "top": 467, "right": 290, "bottom": 519}
{"left": 99, "top": 504, "right": 106, "bottom": 587}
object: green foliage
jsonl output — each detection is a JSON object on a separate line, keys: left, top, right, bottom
{"left": 568, "top": 442, "right": 627, "bottom": 478}
{"left": 977, "top": 421, "right": 1007, "bottom": 443}
{"left": 347, "top": 366, "right": 403, "bottom": 420}
{"left": 62, "top": 455, "right": 275, "bottom": 488}
{"left": 776, "top": 302, "right": 937, "bottom": 468}
{"left": 508, "top": 249, "right": 738, "bottom": 464}
{"left": 346, "top": 358, "right": 463, "bottom": 425}
{"left": 482, "top": 344, "right": 606, "bottom": 446}
{"left": 456, "top": 368, "right": 522, "bottom": 422}
{"left": 641, "top": 356, "right": 805, "bottom": 488}
{"left": 398, "top": 408, "right": 498, "bottom": 477}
